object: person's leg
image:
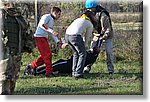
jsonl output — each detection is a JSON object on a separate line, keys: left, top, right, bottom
{"left": 1, "top": 58, "right": 9, "bottom": 94}
{"left": 1, "top": 53, "right": 22, "bottom": 95}
{"left": 65, "top": 35, "right": 78, "bottom": 76}
{"left": 24, "top": 37, "right": 45, "bottom": 75}
{"left": 90, "top": 40, "right": 97, "bottom": 49}
{"left": 85, "top": 37, "right": 101, "bottom": 73}
{"left": 67, "top": 41, "right": 78, "bottom": 77}
{"left": 69, "top": 35, "right": 86, "bottom": 77}
{"left": 33, "top": 59, "right": 72, "bottom": 75}
{"left": 24, "top": 38, "right": 46, "bottom": 76}
{"left": 104, "top": 39, "right": 114, "bottom": 74}
{"left": 83, "top": 49, "right": 100, "bottom": 73}
{"left": 11, "top": 55, "right": 21, "bottom": 94}
{"left": 0, "top": 49, "right": 12, "bottom": 95}
{"left": 75, "top": 42, "right": 86, "bottom": 76}
{"left": 31, "top": 56, "right": 44, "bottom": 68}
{"left": 52, "top": 59, "right": 71, "bottom": 73}
{"left": 9, "top": 80, "right": 16, "bottom": 94}
{"left": 35, "top": 37, "right": 53, "bottom": 75}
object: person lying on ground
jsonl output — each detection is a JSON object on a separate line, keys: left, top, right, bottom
{"left": 24, "top": 38, "right": 102, "bottom": 76}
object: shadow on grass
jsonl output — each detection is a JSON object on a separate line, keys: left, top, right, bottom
{"left": 50, "top": 72, "right": 143, "bottom": 81}
{"left": 84, "top": 72, "right": 143, "bottom": 80}
{"left": 20, "top": 72, "right": 143, "bottom": 81}
{"left": 14, "top": 83, "right": 142, "bottom": 95}
{"left": 16, "top": 72, "right": 143, "bottom": 95}
{"left": 14, "top": 86, "right": 107, "bottom": 95}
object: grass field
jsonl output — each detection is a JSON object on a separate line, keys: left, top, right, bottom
{"left": 14, "top": 49, "right": 143, "bottom": 95}
{"left": 14, "top": 14, "right": 143, "bottom": 95}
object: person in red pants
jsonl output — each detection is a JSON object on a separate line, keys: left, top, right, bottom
{"left": 26, "top": 7, "right": 66, "bottom": 77}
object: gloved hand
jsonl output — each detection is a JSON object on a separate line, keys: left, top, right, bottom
{"left": 93, "top": 33, "right": 100, "bottom": 37}
{"left": 61, "top": 43, "right": 68, "bottom": 48}
{"left": 53, "top": 32, "right": 61, "bottom": 39}
{"left": 101, "top": 33, "right": 108, "bottom": 40}
{"left": 52, "top": 31, "right": 59, "bottom": 36}
{"left": 57, "top": 42, "right": 68, "bottom": 49}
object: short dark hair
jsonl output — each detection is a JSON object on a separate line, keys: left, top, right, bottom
{"left": 83, "top": 10, "right": 97, "bottom": 27}
{"left": 51, "top": 7, "right": 61, "bottom": 13}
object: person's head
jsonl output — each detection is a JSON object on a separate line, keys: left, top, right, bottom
{"left": 85, "top": 0, "right": 98, "bottom": 12}
{"left": 93, "top": 46, "right": 100, "bottom": 54}
{"left": 51, "top": 7, "right": 61, "bottom": 20}
{"left": 0, "top": 1, "right": 14, "bottom": 9}
{"left": 83, "top": 10, "right": 97, "bottom": 28}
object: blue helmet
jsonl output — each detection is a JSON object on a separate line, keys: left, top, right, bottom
{"left": 85, "top": 0, "right": 98, "bottom": 9}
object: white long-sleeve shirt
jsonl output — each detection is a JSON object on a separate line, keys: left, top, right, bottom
{"left": 34, "top": 14, "right": 60, "bottom": 43}
{"left": 66, "top": 18, "right": 93, "bottom": 47}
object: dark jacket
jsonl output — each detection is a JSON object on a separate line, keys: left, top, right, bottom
{"left": 95, "top": 5, "right": 113, "bottom": 39}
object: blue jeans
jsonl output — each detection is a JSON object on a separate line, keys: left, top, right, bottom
{"left": 90, "top": 38, "right": 114, "bottom": 73}
{"left": 104, "top": 39, "right": 114, "bottom": 73}
{"left": 65, "top": 34, "right": 86, "bottom": 77}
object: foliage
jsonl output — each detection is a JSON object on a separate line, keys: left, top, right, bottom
{"left": 111, "top": 13, "right": 142, "bottom": 23}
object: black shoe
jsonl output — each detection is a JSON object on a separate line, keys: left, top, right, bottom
{"left": 109, "top": 72, "right": 114, "bottom": 75}
{"left": 109, "top": 72, "right": 114, "bottom": 79}
{"left": 24, "top": 64, "right": 34, "bottom": 75}
{"left": 46, "top": 73, "right": 56, "bottom": 78}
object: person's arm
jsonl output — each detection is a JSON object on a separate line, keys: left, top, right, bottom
{"left": 84, "top": 22, "right": 93, "bottom": 49}
{"left": 49, "top": 34, "right": 60, "bottom": 43}
{"left": 42, "top": 24, "right": 59, "bottom": 36}
{"left": 38, "top": 15, "right": 58, "bottom": 36}
{"left": 100, "top": 13, "right": 111, "bottom": 40}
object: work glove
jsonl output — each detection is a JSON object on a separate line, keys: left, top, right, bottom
{"left": 101, "top": 33, "right": 109, "bottom": 40}
{"left": 57, "top": 42, "right": 68, "bottom": 49}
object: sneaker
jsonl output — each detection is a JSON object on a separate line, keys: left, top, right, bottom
{"left": 83, "top": 66, "right": 91, "bottom": 73}
{"left": 46, "top": 73, "right": 56, "bottom": 78}
{"left": 109, "top": 72, "right": 114, "bottom": 75}
{"left": 109, "top": 72, "right": 114, "bottom": 79}
{"left": 24, "top": 64, "right": 34, "bottom": 75}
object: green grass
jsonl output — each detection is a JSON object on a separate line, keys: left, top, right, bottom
{"left": 16, "top": 19, "right": 143, "bottom": 94}
{"left": 14, "top": 49, "right": 143, "bottom": 95}
{"left": 15, "top": 75, "right": 142, "bottom": 95}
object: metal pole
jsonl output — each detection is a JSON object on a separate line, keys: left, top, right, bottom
{"left": 35, "top": 0, "right": 37, "bottom": 27}
{"left": 0, "top": 6, "right": 3, "bottom": 61}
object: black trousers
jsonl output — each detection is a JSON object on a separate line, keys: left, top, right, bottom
{"left": 34, "top": 50, "right": 99, "bottom": 75}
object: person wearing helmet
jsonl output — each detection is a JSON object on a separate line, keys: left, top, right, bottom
{"left": 85, "top": 0, "right": 98, "bottom": 12}
{"left": 85, "top": 0, "right": 114, "bottom": 75}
